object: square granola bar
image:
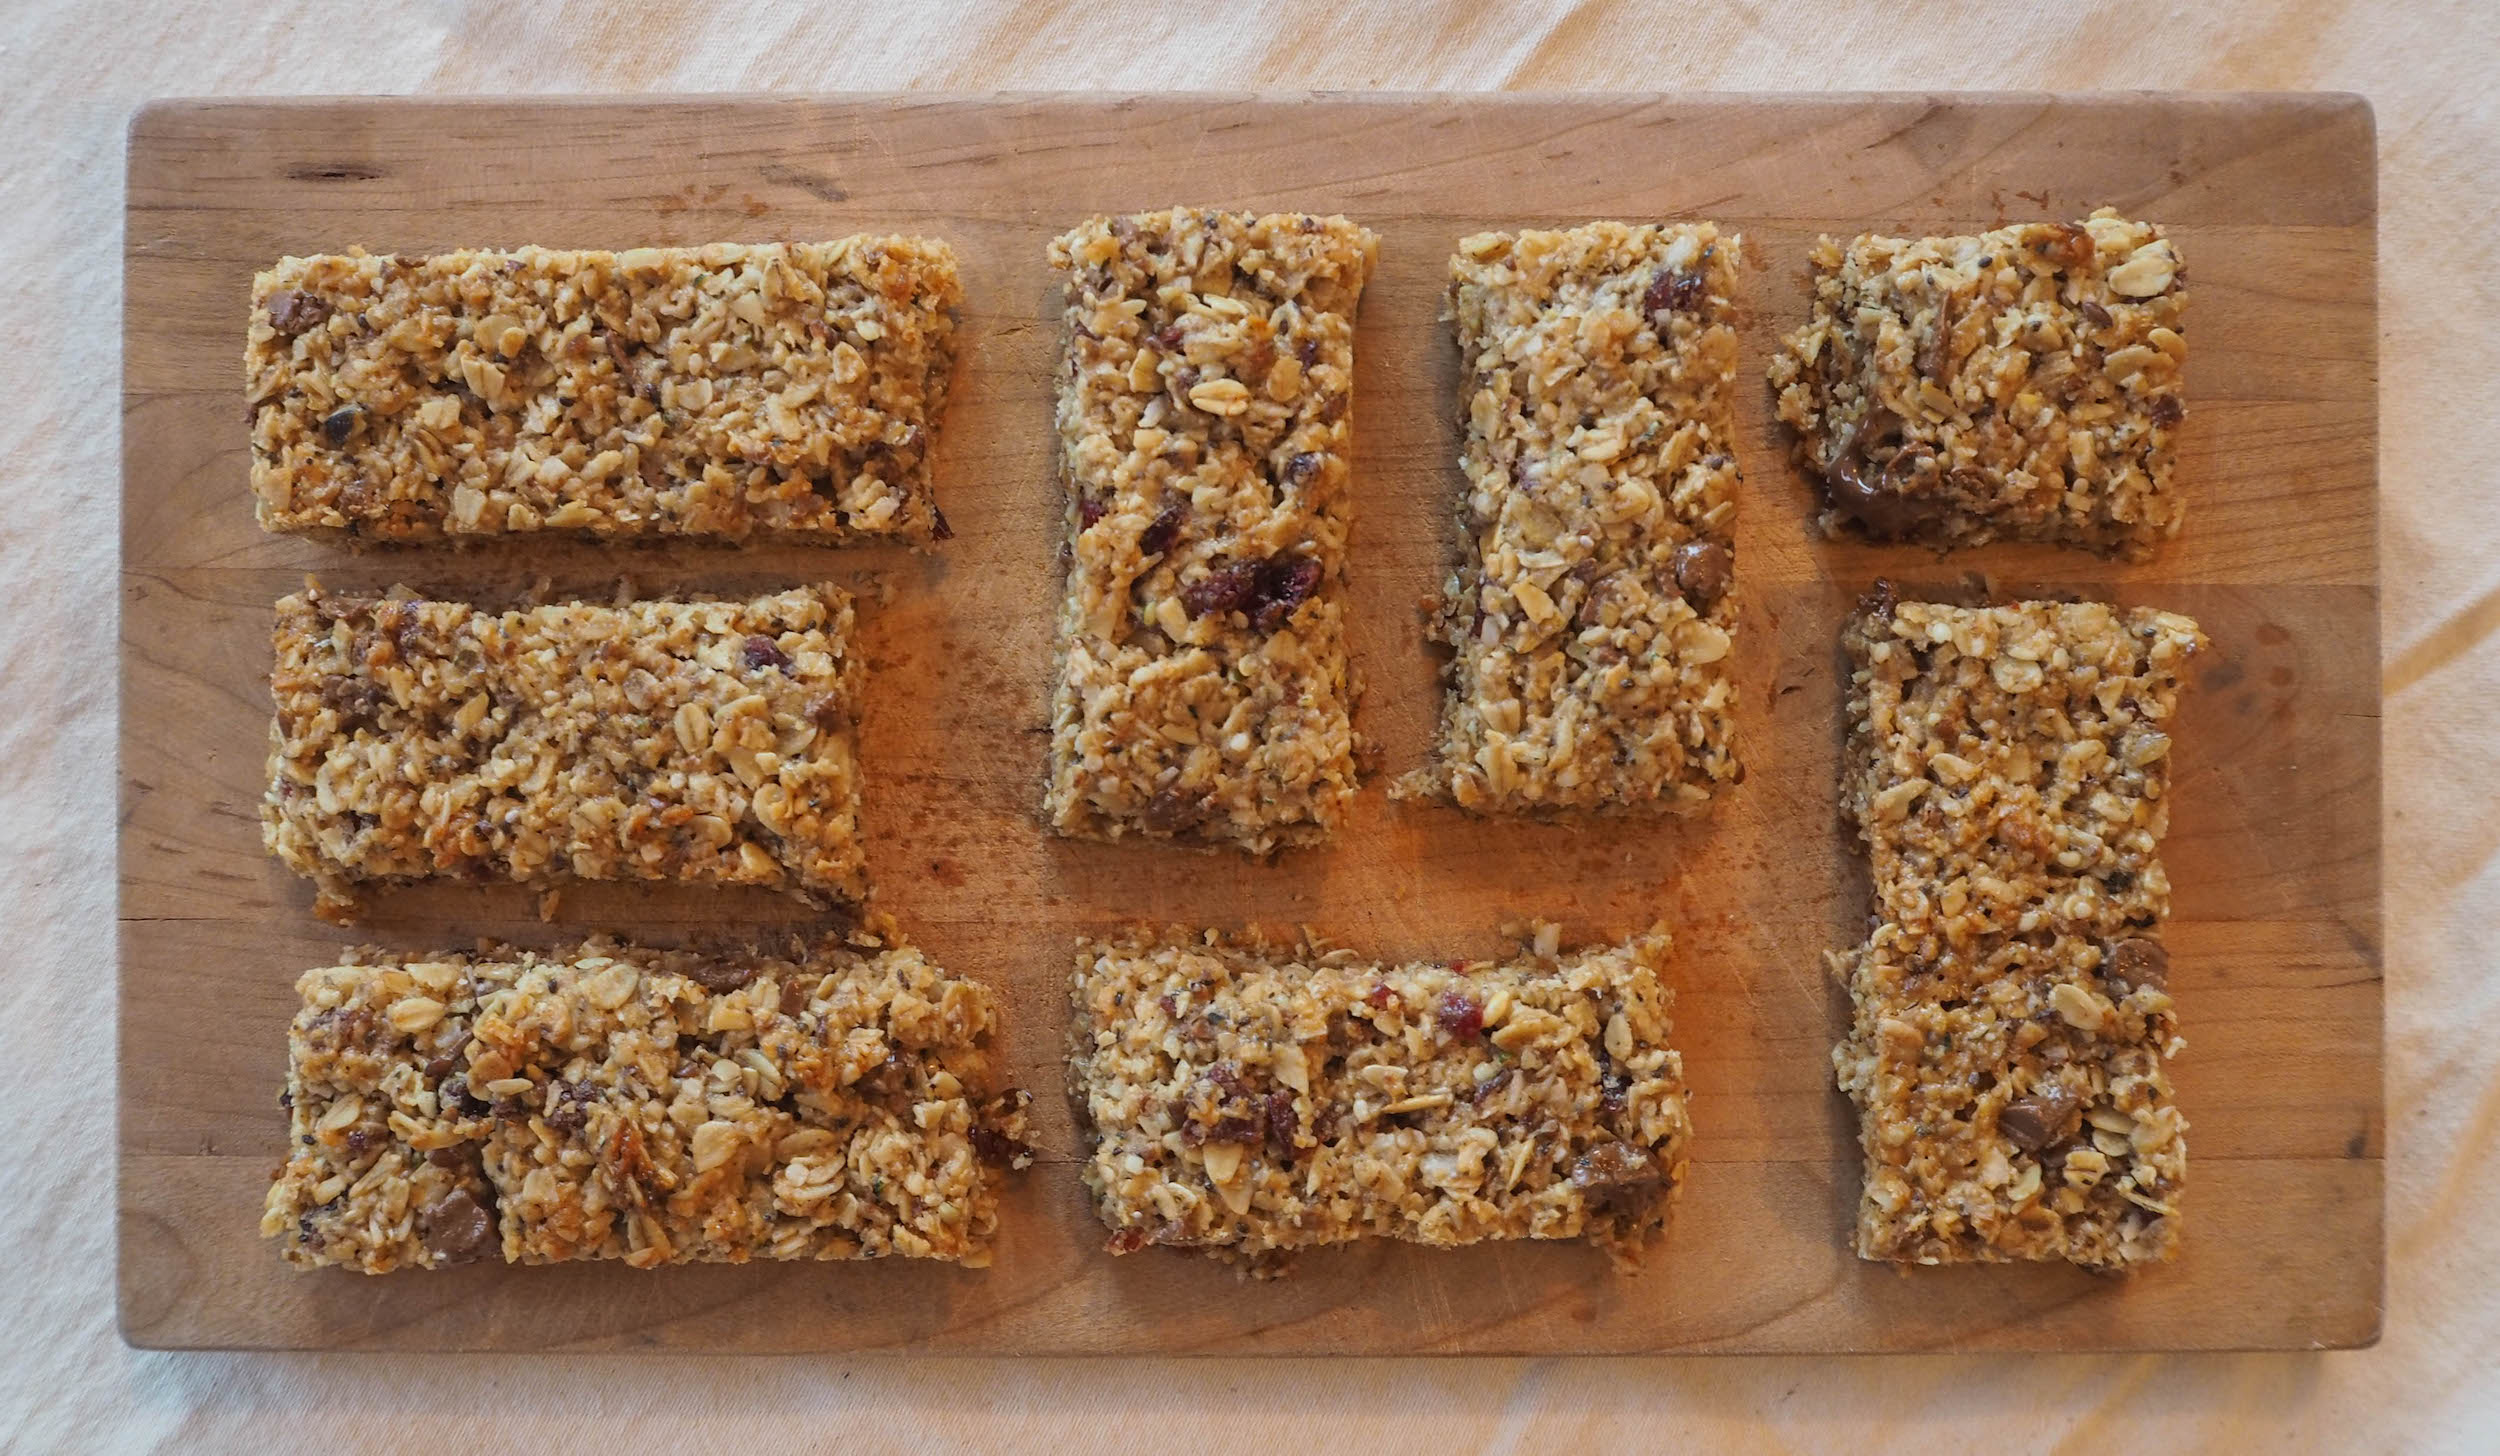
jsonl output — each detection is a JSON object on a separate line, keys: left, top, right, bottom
{"left": 1768, "top": 210, "right": 2187, "bottom": 557}
{"left": 1399, "top": 222, "right": 1743, "bottom": 813}
{"left": 262, "top": 928, "right": 1030, "bottom": 1272}
{"left": 1043, "top": 209, "right": 1377, "bottom": 852}
{"left": 1068, "top": 927, "right": 1692, "bottom": 1274}
{"left": 248, "top": 240, "right": 960, "bottom": 544}
{"left": 1841, "top": 593, "right": 2207, "bottom": 945}
{"left": 263, "top": 583, "right": 867, "bottom": 922}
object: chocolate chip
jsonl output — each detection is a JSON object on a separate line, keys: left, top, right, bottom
{"left": 1316, "top": 393, "right": 1346, "bottom": 424}
{"left": 1138, "top": 500, "right": 1186, "bottom": 557}
{"left": 1670, "top": 539, "right": 1731, "bottom": 609}
{"left": 680, "top": 960, "right": 759, "bottom": 993}
{"left": 1281, "top": 451, "right": 1323, "bottom": 489}
{"left": 1295, "top": 336, "right": 1319, "bottom": 366}
{"left": 321, "top": 405, "right": 363, "bottom": 446}
{"left": 805, "top": 693, "right": 847, "bottom": 733}
{"left": 418, "top": 1188, "right": 496, "bottom": 1264}
{"left": 1435, "top": 991, "right": 1483, "bottom": 1040}
{"left": 319, "top": 673, "right": 385, "bottom": 729}
{"left": 969, "top": 1122, "right": 1031, "bottom": 1166}
{"left": 264, "top": 290, "right": 332, "bottom": 337}
{"left": 425, "top": 1145, "right": 474, "bottom": 1169}
{"left": 1599, "top": 1067, "right": 1631, "bottom": 1114}
{"left": 423, "top": 1056, "right": 456, "bottom": 1081}
{"left": 1139, "top": 787, "right": 1206, "bottom": 836}
{"left": 741, "top": 635, "right": 792, "bottom": 672}
{"left": 2079, "top": 299, "right": 2114, "bottom": 329}
{"left": 1642, "top": 269, "right": 1707, "bottom": 320}
{"left": 491, "top": 1097, "right": 528, "bottom": 1122}
{"left": 931, "top": 507, "right": 954, "bottom": 542}
{"left": 2150, "top": 395, "right": 2184, "bottom": 427}
{"left": 2107, "top": 937, "right": 2169, "bottom": 991}
{"left": 1569, "top": 1142, "right": 1662, "bottom": 1212}
{"left": 1822, "top": 408, "right": 1933, "bottom": 539}
{"left": 543, "top": 1081, "right": 593, "bottom": 1134}
{"left": 1998, "top": 1086, "right": 2081, "bottom": 1152}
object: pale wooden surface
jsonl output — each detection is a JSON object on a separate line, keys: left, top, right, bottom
{"left": 118, "top": 93, "right": 2380, "bottom": 1353}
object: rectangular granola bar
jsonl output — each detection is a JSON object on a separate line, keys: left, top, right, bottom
{"left": 1833, "top": 593, "right": 2204, "bottom": 1270}
{"left": 248, "top": 239, "right": 960, "bottom": 544}
{"left": 1068, "top": 928, "right": 1692, "bottom": 1273}
{"left": 1042, "top": 209, "right": 1377, "bottom": 851}
{"left": 262, "top": 928, "right": 1030, "bottom": 1272}
{"left": 263, "top": 583, "right": 867, "bottom": 922}
{"left": 1768, "top": 210, "right": 2187, "bottom": 557}
{"left": 1399, "top": 222, "right": 1743, "bottom": 813}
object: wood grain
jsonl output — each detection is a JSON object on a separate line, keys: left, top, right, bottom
{"left": 119, "top": 93, "right": 2381, "bottom": 1353}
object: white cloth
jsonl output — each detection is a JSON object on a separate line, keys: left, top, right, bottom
{"left": 6, "top": 0, "right": 2494, "bottom": 1448}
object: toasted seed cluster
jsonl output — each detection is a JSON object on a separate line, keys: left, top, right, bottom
{"left": 262, "top": 929, "right": 1030, "bottom": 1273}
{"left": 1768, "top": 209, "right": 2187, "bottom": 557}
{"left": 1833, "top": 595, "right": 2205, "bottom": 1269}
{"left": 1068, "top": 929, "right": 1692, "bottom": 1275}
{"left": 1400, "top": 222, "right": 1744, "bottom": 814}
{"left": 1043, "top": 209, "right": 1377, "bottom": 853}
{"left": 247, "top": 240, "right": 960, "bottom": 544}
{"left": 262, "top": 583, "right": 867, "bottom": 922}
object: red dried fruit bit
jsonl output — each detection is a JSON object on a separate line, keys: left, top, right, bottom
{"left": 265, "top": 289, "right": 332, "bottom": 336}
{"left": 1149, "top": 324, "right": 1184, "bottom": 351}
{"left": 1642, "top": 269, "right": 1707, "bottom": 319}
{"left": 1107, "top": 1226, "right": 1151, "bottom": 1255}
{"left": 1138, "top": 500, "right": 1187, "bottom": 556}
{"left": 1364, "top": 984, "right": 1397, "bottom": 1008}
{"left": 1077, "top": 494, "right": 1107, "bottom": 528}
{"left": 741, "top": 635, "right": 793, "bottom": 672}
{"left": 1180, "top": 561, "right": 1260, "bottom": 619}
{"left": 1250, "top": 557, "right": 1321, "bottom": 631}
{"left": 1435, "top": 990, "right": 1484, "bottom": 1039}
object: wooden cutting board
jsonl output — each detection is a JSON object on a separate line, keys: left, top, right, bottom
{"left": 119, "top": 93, "right": 2381, "bottom": 1353}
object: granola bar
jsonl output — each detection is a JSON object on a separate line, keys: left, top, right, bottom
{"left": 1042, "top": 209, "right": 1377, "bottom": 852}
{"left": 248, "top": 240, "right": 960, "bottom": 544}
{"left": 1832, "top": 594, "right": 2204, "bottom": 1270}
{"left": 1068, "top": 928, "right": 1692, "bottom": 1274}
{"left": 1842, "top": 594, "right": 2207, "bottom": 943}
{"left": 263, "top": 583, "right": 866, "bottom": 922}
{"left": 1768, "top": 210, "right": 2187, "bottom": 557}
{"left": 1398, "top": 223, "right": 1743, "bottom": 813}
{"left": 261, "top": 928, "right": 1030, "bottom": 1272}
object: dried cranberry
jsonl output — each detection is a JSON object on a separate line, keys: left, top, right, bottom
{"left": 1365, "top": 984, "right": 1397, "bottom": 1008}
{"left": 1138, "top": 501, "right": 1187, "bottom": 556}
{"left": 1078, "top": 494, "right": 1107, "bottom": 528}
{"left": 679, "top": 959, "right": 759, "bottom": 993}
{"left": 1642, "top": 269, "right": 1706, "bottom": 319}
{"left": 1180, "top": 562, "right": 1260, "bottom": 620}
{"left": 741, "top": 635, "right": 793, "bottom": 672}
{"left": 1436, "top": 991, "right": 1484, "bottom": 1039}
